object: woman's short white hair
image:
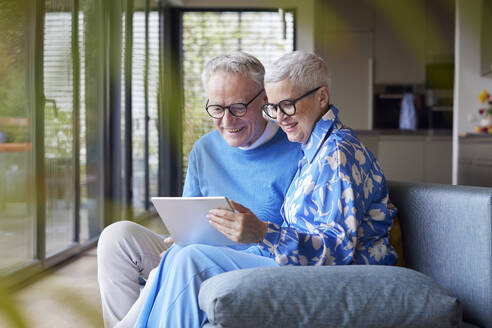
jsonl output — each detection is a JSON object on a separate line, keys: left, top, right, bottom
{"left": 201, "top": 51, "right": 265, "bottom": 90}
{"left": 265, "top": 51, "right": 330, "bottom": 92}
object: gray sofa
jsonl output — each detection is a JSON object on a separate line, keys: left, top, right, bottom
{"left": 198, "top": 181, "right": 492, "bottom": 328}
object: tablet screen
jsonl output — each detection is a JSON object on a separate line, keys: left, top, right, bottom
{"left": 151, "top": 196, "right": 241, "bottom": 247}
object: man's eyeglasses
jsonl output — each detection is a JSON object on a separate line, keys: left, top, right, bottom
{"left": 205, "top": 89, "right": 264, "bottom": 119}
{"left": 261, "top": 86, "right": 321, "bottom": 119}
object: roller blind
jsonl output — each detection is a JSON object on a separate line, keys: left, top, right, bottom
{"left": 132, "top": 11, "right": 160, "bottom": 212}
{"left": 43, "top": 7, "right": 76, "bottom": 254}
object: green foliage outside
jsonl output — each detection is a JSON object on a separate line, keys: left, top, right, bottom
{"left": 0, "top": 0, "right": 28, "bottom": 143}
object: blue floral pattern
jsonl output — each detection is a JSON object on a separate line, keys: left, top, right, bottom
{"left": 258, "top": 106, "right": 398, "bottom": 266}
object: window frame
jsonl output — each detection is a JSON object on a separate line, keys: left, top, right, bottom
{"left": 178, "top": 7, "right": 297, "bottom": 51}
{"left": 3, "top": 0, "right": 136, "bottom": 287}
{"left": 2, "top": 0, "right": 98, "bottom": 287}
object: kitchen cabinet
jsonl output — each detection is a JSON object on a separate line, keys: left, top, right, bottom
{"left": 377, "top": 136, "right": 426, "bottom": 182}
{"left": 314, "top": 1, "right": 375, "bottom": 129}
{"left": 373, "top": 0, "right": 426, "bottom": 84}
{"left": 372, "top": 0, "right": 454, "bottom": 84}
{"left": 357, "top": 132, "right": 452, "bottom": 183}
{"left": 425, "top": 0, "right": 455, "bottom": 63}
{"left": 315, "top": 0, "right": 374, "bottom": 32}
{"left": 458, "top": 136, "right": 492, "bottom": 187}
{"left": 315, "top": 0, "right": 455, "bottom": 128}
{"left": 423, "top": 136, "right": 454, "bottom": 183}
{"left": 320, "top": 31, "right": 373, "bottom": 129}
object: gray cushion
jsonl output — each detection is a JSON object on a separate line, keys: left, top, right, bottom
{"left": 199, "top": 265, "right": 461, "bottom": 328}
{"left": 388, "top": 181, "right": 492, "bottom": 328}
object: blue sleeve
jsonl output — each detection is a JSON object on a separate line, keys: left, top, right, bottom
{"left": 182, "top": 146, "right": 202, "bottom": 197}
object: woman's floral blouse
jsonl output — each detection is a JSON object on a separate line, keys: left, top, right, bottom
{"left": 257, "top": 106, "right": 398, "bottom": 266}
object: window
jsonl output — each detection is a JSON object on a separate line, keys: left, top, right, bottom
{"left": 44, "top": 0, "right": 76, "bottom": 255}
{"left": 80, "top": 0, "right": 105, "bottom": 242}
{"left": 1, "top": 0, "right": 163, "bottom": 280}
{"left": 131, "top": 9, "right": 160, "bottom": 214}
{"left": 0, "top": 0, "right": 35, "bottom": 272}
{"left": 79, "top": 0, "right": 90, "bottom": 242}
{"left": 181, "top": 10, "right": 295, "bottom": 178}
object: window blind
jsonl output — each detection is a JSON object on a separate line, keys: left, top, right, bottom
{"left": 132, "top": 11, "right": 160, "bottom": 212}
{"left": 43, "top": 9, "right": 75, "bottom": 254}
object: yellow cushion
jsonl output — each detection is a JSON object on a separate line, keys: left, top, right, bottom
{"left": 389, "top": 215, "right": 405, "bottom": 267}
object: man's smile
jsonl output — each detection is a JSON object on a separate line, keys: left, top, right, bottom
{"left": 224, "top": 127, "right": 245, "bottom": 133}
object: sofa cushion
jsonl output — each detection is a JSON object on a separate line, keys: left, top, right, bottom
{"left": 388, "top": 181, "right": 492, "bottom": 328}
{"left": 199, "top": 265, "right": 461, "bottom": 328}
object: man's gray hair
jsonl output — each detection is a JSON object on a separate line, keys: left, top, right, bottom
{"left": 265, "top": 51, "right": 330, "bottom": 92}
{"left": 201, "top": 51, "right": 265, "bottom": 90}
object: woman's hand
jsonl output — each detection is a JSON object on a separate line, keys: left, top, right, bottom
{"left": 207, "top": 200, "right": 268, "bottom": 244}
{"left": 159, "top": 236, "right": 174, "bottom": 258}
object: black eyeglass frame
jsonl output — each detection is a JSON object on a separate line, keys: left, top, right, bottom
{"left": 261, "top": 86, "right": 322, "bottom": 119}
{"left": 205, "top": 88, "right": 265, "bottom": 119}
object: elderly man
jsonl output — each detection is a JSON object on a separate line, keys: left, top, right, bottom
{"left": 97, "top": 51, "right": 301, "bottom": 327}
{"left": 134, "top": 51, "right": 397, "bottom": 327}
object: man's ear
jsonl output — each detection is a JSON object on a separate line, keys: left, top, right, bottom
{"left": 318, "top": 85, "right": 330, "bottom": 108}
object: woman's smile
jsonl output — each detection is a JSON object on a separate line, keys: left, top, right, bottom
{"left": 281, "top": 122, "right": 298, "bottom": 133}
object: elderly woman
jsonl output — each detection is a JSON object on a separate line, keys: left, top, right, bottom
{"left": 134, "top": 51, "right": 397, "bottom": 327}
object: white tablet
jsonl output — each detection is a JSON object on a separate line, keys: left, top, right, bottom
{"left": 151, "top": 196, "right": 242, "bottom": 247}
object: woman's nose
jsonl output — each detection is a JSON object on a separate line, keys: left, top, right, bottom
{"left": 275, "top": 109, "right": 287, "bottom": 124}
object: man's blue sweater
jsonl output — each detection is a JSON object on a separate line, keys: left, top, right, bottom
{"left": 183, "top": 128, "right": 301, "bottom": 224}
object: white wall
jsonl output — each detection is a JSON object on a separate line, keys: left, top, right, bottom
{"left": 177, "top": 0, "right": 315, "bottom": 52}
{"left": 453, "top": 0, "right": 492, "bottom": 183}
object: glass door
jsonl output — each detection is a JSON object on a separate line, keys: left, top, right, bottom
{"left": 43, "top": 0, "right": 76, "bottom": 255}
{"left": 131, "top": 1, "right": 160, "bottom": 215}
{"left": 0, "top": 0, "right": 36, "bottom": 272}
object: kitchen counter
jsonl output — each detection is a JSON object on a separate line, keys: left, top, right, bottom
{"left": 355, "top": 130, "right": 452, "bottom": 184}
{"left": 459, "top": 133, "right": 492, "bottom": 139}
{"left": 458, "top": 136, "right": 492, "bottom": 187}
{"left": 353, "top": 129, "right": 452, "bottom": 136}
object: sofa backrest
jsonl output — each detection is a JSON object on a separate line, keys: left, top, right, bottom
{"left": 388, "top": 181, "right": 492, "bottom": 328}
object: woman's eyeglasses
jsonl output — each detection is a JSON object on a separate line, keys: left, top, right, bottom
{"left": 261, "top": 86, "right": 321, "bottom": 119}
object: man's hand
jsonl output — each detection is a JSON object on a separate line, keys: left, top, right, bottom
{"left": 159, "top": 236, "right": 174, "bottom": 258}
{"left": 207, "top": 200, "right": 268, "bottom": 244}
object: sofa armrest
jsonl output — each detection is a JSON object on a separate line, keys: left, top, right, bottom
{"left": 388, "top": 181, "right": 492, "bottom": 328}
{"left": 199, "top": 265, "right": 461, "bottom": 328}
